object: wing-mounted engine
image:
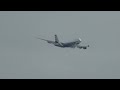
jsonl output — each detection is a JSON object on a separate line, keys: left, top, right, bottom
{"left": 77, "top": 45, "right": 89, "bottom": 49}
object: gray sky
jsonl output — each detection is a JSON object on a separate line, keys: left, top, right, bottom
{"left": 0, "top": 11, "right": 120, "bottom": 79}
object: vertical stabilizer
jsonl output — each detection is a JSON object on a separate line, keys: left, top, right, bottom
{"left": 55, "top": 34, "right": 59, "bottom": 43}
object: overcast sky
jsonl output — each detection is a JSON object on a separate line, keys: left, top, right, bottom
{"left": 0, "top": 11, "right": 120, "bottom": 79}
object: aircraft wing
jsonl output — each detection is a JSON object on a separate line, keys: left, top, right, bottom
{"left": 35, "top": 37, "right": 55, "bottom": 44}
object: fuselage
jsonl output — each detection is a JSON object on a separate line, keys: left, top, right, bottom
{"left": 54, "top": 38, "right": 81, "bottom": 48}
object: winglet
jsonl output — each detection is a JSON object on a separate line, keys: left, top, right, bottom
{"left": 78, "top": 38, "right": 82, "bottom": 42}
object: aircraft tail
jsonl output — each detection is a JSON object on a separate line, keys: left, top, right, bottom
{"left": 55, "top": 34, "right": 59, "bottom": 43}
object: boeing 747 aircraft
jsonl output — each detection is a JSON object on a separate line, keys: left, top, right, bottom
{"left": 35, "top": 34, "right": 89, "bottom": 49}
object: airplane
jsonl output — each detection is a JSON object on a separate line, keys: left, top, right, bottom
{"left": 35, "top": 34, "right": 89, "bottom": 49}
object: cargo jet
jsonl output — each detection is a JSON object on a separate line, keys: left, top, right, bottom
{"left": 35, "top": 35, "right": 89, "bottom": 49}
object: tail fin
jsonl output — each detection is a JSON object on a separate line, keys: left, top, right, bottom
{"left": 55, "top": 34, "right": 59, "bottom": 43}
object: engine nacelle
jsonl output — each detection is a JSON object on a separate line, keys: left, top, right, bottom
{"left": 83, "top": 47, "right": 87, "bottom": 49}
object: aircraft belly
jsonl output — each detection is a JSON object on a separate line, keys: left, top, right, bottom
{"left": 62, "top": 43, "right": 76, "bottom": 47}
